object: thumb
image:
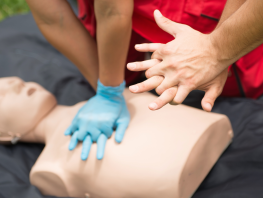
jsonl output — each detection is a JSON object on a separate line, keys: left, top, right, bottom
{"left": 154, "top": 10, "right": 181, "bottom": 37}
{"left": 201, "top": 86, "right": 222, "bottom": 112}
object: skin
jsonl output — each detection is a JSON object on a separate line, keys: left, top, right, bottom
{"left": 127, "top": 0, "right": 261, "bottom": 112}
{"left": 26, "top": 0, "right": 133, "bottom": 88}
{"left": 26, "top": 0, "right": 134, "bottom": 157}
{"left": 211, "top": 0, "right": 263, "bottom": 62}
{"left": 95, "top": 0, "right": 133, "bottom": 86}
{"left": 26, "top": 0, "right": 99, "bottom": 89}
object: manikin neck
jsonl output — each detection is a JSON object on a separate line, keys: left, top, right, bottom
{"left": 26, "top": 101, "right": 86, "bottom": 143}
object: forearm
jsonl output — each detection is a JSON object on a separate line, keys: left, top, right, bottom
{"left": 211, "top": 0, "right": 263, "bottom": 65}
{"left": 26, "top": 0, "right": 99, "bottom": 89}
{"left": 216, "top": 0, "right": 246, "bottom": 28}
{"left": 95, "top": 0, "right": 133, "bottom": 86}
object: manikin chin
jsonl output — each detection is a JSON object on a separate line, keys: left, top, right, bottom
{"left": 0, "top": 77, "right": 233, "bottom": 198}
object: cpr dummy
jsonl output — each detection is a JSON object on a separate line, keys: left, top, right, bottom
{"left": 0, "top": 77, "right": 233, "bottom": 198}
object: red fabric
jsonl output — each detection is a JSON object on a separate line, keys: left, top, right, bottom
{"left": 78, "top": 0, "right": 263, "bottom": 98}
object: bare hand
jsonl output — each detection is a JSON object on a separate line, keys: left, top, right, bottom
{"left": 127, "top": 10, "right": 231, "bottom": 111}
{"left": 128, "top": 59, "right": 228, "bottom": 111}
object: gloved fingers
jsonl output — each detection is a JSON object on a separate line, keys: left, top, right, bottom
{"left": 127, "top": 59, "right": 161, "bottom": 72}
{"left": 64, "top": 125, "right": 73, "bottom": 136}
{"left": 68, "top": 131, "right": 79, "bottom": 151}
{"left": 77, "top": 126, "right": 89, "bottom": 141}
{"left": 81, "top": 135, "right": 92, "bottom": 161}
{"left": 96, "top": 133, "right": 107, "bottom": 160}
{"left": 89, "top": 128, "right": 102, "bottom": 142}
{"left": 148, "top": 87, "right": 177, "bottom": 110}
{"left": 115, "top": 120, "right": 129, "bottom": 143}
{"left": 64, "top": 115, "right": 79, "bottom": 136}
{"left": 77, "top": 125, "right": 101, "bottom": 142}
{"left": 101, "top": 124, "right": 114, "bottom": 139}
{"left": 129, "top": 76, "right": 164, "bottom": 93}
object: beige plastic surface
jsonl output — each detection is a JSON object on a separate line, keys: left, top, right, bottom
{"left": 30, "top": 90, "right": 233, "bottom": 198}
{"left": 0, "top": 77, "right": 233, "bottom": 198}
{"left": 0, "top": 77, "right": 57, "bottom": 143}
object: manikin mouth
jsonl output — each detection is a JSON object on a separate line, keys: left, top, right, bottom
{"left": 27, "top": 88, "right": 36, "bottom": 96}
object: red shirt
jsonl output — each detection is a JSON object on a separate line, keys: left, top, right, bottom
{"left": 78, "top": 0, "right": 263, "bottom": 98}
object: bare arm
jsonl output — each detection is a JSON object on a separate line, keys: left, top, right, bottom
{"left": 94, "top": 0, "right": 134, "bottom": 86}
{"left": 127, "top": 0, "right": 252, "bottom": 112}
{"left": 212, "top": 0, "right": 263, "bottom": 63}
{"left": 217, "top": 0, "right": 246, "bottom": 28}
{"left": 26, "top": 0, "right": 99, "bottom": 89}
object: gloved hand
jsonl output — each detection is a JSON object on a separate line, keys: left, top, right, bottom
{"left": 64, "top": 80, "right": 130, "bottom": 160}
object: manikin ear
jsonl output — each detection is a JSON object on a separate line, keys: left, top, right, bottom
{"left": 0, "top": 129, "right": 21, "bottom": 145}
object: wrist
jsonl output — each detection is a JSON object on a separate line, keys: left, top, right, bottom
{"left": 97, "top": 80, "right": 125, "bottom": 97}
{"left": 209, "top": 30, "right": 237, "bottom": 68}
{"left": 99, "top": 74, "right": 125, "bottom": 87}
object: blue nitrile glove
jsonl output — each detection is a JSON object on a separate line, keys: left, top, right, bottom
{"left": 65, "top": 80, "right": 130, "bottom": 160}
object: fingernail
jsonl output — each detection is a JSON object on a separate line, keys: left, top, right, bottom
{"left": 129, "top": 85, "right": 138, "bottom": 92}
{"left": 135, "top": 44, "right": 141, "bottom": 49}
{"left": 154, "top": 10, "right": 162, "bottom": 18}
{"left": 149, "top": 103, "right": 157, "bottom": 110}
{"left": 127, "top": 63, "right": 136, "bottom": 70}
{"left": 205, "top": 103, "right": 212, "bottom": 111}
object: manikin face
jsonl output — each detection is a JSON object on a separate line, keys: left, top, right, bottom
{"left": 0, "top": 77, "right": 57, "bottom": 136}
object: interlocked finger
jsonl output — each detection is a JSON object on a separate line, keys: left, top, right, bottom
{"left": 148, "top": 86, "right": 178, "bottom": 110}
{"left": 129, "top": 76, "right": 164, "bottom": 93}
{"left": 155, "top": 77, "right": 178, "bottom": 95}
{"left": 135, "top": 43, "right": 164, "bottom": 52}
{"left": 127, "top": 59, "right": 161, "bottom": 72}
{"left": 151, "top": 49, "right": 163, "bottom": 60}
{"left": 145, "top": 61, "right": 166, "bottom": 79}
{"left": 173, "top": 85, "right": 192, "bottom": 105}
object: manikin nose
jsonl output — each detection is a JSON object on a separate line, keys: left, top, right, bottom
{"left": 8, "top": 77, "right": 24, "bottom": 85}
{"left": 0, "top": 78, "right": 24, "bottom": 95}
{"left": 9, "top": 79, "right": 25, "bottom": 94}
{"left": 27, "top": 87, "right": 36, "bottom": 96}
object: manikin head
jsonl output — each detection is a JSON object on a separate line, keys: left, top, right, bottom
{"left": 0, "top": 77, "right": 57, "bottom": 142}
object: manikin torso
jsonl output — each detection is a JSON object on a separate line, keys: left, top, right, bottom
{"left": 0, "top": 77, "right": 233, "bottom": 198}
{"left": 30, "top": 91, "right": 233, "bottom": 198}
